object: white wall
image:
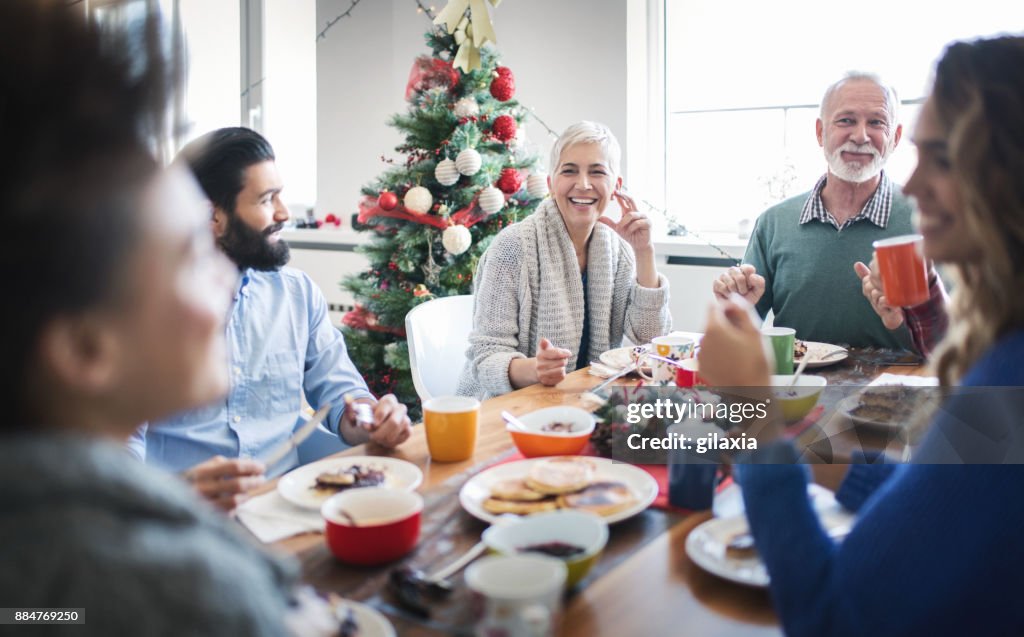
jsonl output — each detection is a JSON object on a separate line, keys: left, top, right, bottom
{"left": 265, "top": 0, "right": 318, "bottom": 206}
{"left": 179, "top": 0, "right": 240, "bottom": 144}
{"left": 284, "top": 230, "right": 728, "bottom": 333}
{"left": 314, "top": 0, "right": 628, "bottom": 218}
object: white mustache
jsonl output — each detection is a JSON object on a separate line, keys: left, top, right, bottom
{"left": 837, "top": 142, "right": 880, "bottom": 159}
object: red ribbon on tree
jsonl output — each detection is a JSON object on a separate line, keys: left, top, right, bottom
{"left": 358, "top": 196, "right": 449, "bottom": 230}
{"left": 358, "top": 191, "right": 510, "bottom": 231}
{"left": 405, "top": 56, "right": 460, "bottom": 101}
{"left": 342, "top": 305, "right": 406, "bottom": 337}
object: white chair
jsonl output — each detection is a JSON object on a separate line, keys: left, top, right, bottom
{"left": 405, "top": 294, "right": 474, "bottom": 402}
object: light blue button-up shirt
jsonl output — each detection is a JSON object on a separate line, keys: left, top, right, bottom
{"left": 127, "top": 267, "right": 372, "bottom": 475}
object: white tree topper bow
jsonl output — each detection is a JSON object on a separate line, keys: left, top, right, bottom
{"left": 433, "top": 0, "right": 502, "bottom": 72}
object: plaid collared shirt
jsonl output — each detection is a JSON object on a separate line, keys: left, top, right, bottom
{"left": 799, "top": 171, "right": 895, "bottom": 230}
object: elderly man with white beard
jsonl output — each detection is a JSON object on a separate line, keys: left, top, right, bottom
{"left": 712, "top": 72, "right": 923, "bottom": 350}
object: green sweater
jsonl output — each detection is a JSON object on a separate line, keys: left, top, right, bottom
{"left": 745, "top": 189, "right": 914, "bottom": 349}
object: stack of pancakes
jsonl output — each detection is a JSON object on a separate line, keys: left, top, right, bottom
{"left": 483, "top": 457, "right": 636, "bottom": 517}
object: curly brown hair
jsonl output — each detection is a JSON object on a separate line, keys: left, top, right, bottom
{"left": 928, "top": 36, "right": 1024, "bottom": 386}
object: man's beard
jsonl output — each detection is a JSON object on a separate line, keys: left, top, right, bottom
{"left": 825, "top": 140, "right": 891, "bottom": 184}
{"left": 218, "top": 215, "right": 290, "bottom": 271}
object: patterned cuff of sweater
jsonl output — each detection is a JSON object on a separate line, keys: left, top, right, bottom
{"left": 631, "top": 273, "right": 670, "bottom": 308}
{"left": 480, "top": 351, "right": 526, "bottom": 397}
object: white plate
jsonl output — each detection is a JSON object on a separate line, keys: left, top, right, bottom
{"left": 795, "top": 341, "right": 848, "bottom": 368}
{"left": 335, "top": 599, "right": 396, "bottom": 637}
{"left": 277, "top": 456, "right": 423, "bottom": 510}
{"left": 459, "top": 456, "right": 658, "bottom": 525}
{"left": 598, "top": 345, "right": 645, "bottom": 370}
{"left": 836, "top": 395, "right": 895, "bottom": 431}
{"left": 686, "top": 501, "right": 855, "bottom": 587}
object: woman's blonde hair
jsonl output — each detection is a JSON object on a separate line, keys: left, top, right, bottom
{"left": 928, "top": 36, "right": 1024, "bottom": 387}
{"left": 548, "top": 121, "right": 621, "bottom": 178}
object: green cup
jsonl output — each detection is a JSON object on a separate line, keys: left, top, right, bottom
{"left": 762, "top": 327, "right": 795, "bottom": 375}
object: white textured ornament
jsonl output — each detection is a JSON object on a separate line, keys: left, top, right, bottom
{"left": 442, "top": 224, "right": 472, "bottom": 255}
{"left": 453, "top": 97, "right": 479, "bottom": 118}
{"left": 434, "top": 158, "right": 460, "bottom": 186}
{"left": 403, "top": 186, "right": 433, "bottom": 215}
{"left": 526, "top": 173, "right": 548, "bottom": 198}
{"left": 455, "top": 148, "right": 482, "bottom": 176}
{"left": 478, "top": 185, "right": 505, "bottom": 215}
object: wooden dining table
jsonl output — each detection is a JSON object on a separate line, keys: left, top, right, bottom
{"left": 269, "top": 349, "right": 929, "bottom": 636}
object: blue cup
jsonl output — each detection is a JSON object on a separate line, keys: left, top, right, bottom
{"left": 667, "top": 421, "right": 718, "bottom": 510}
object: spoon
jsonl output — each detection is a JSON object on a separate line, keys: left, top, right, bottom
{"left": 501, "top": 410, "right": 531, "bottom": 433}
{"left": 421, "top": 514, "right": 519, "bottom": 585}
{"left": 335, "top": 508, "right": 359, "bottom": 527}
{"left": 789, "top": 355, "right": 811, "bottom": 387}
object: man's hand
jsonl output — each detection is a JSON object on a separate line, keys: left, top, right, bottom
{"left": 341, "top": 395, "right": 411, "bottom": 448}
{"left": 367, "top": 394, "right": 412, "bottom": 448}
{"left": 184, "top": 455, "right": 266, "bottom": 512}
{"left": 536, "top": 337, "right": 571, "bottom": 386}
{"left": 712, "top": 264, "right": 766, "bottom": 305}
{"left": 854, "top": 259, "right": 904, "bottom": 329}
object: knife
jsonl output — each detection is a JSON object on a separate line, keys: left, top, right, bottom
{"left": 587, "top": 362, "right": 637, "bottom": 396}
{"left": 262, "top": 404, "right": 332, "bottom": 467}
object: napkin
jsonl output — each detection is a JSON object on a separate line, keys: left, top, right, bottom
{"left": 867, "top": 373, "right": 939, "bottom": 387}
{"left": 588, "top": 361, "right": 623, "bottom": 378}
{"left": 235, "top": 489, "right": 324, "bottom": 543}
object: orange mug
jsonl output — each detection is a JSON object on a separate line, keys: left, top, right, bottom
{"left": 423, "top": 396, "right": 480, "bottom": 462}
{"left": 873, "top": 234, "right": 929, "bottom": 307}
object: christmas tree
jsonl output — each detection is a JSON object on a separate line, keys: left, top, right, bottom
{"left": 341, "top": 26, "right": 547, "bottom": 418}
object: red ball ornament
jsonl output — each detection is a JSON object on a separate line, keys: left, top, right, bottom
{"left": 496, "top": 168, "right": 523, "bottom": 194}
{"left": 379, "top": 191, "right": 398, "bottom": 210}
{"left": 492, "top": 115, "right": 517, "bottom": 142}
{"left": 489, "top": 74, "right": 515, "bottom": 102}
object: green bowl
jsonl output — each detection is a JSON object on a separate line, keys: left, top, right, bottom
{"left": 771, "top": 374, "right": 827, "bottom": 423}
{"left": 482, "top": 510, "right": 608, "bottom": 589}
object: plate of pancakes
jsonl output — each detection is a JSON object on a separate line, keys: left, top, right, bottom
{"left": 277, "top": 455, "right": 423, "bottom": 510}
{"left": 459, "top": 456, "right": 658, "bottom": 525}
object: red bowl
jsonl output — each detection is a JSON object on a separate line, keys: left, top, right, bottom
{"left": 321, "top": 487, "right": 423, "bottom": 565}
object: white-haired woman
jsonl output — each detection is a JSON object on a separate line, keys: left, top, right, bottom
{"left": 457, "top": 121, "right": 671, "bottom": 399}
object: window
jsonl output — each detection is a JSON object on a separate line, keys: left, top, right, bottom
{"left": 88, "top": 0, "right": 315, "bottom": 207}
{"left": 653, "top": 0, "right": 1024, "bottom": 237}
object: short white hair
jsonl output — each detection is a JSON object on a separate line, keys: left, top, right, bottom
{"left": 548, "top": 120, "right": 622, "bottom": 178}
{"left": 820, "top": 71, "right": 900, "bottom": 128}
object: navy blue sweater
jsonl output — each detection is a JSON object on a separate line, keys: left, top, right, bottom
{"left": 739, "top": 330, "right": 1024, "bottom": 637}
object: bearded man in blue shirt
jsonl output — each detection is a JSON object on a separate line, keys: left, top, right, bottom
{"left": 129, "top": 127, "right": 411, "bottom": 510}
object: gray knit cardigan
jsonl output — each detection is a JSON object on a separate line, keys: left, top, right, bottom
{"left": 457, "top": 199, "right": 671, "bottom": 399}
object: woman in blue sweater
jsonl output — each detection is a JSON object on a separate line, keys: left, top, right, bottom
{"left": 699, "top": 36, "right": 1024, "bottom": 636}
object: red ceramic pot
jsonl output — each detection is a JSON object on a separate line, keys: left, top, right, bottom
{"left": 322, "top": 487, "right": 423, "bottom": 565}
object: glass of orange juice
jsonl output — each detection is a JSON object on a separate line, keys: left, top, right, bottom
{"left": 423, "top": 396, "right": 480, "bottom": 462}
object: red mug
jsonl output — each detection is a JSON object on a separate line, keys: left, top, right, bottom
{"left": 675, "top": 358, "right": 705, "bottom": 388}
{"left": 873, "top": 234, "right": 929, "bottom": 307}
